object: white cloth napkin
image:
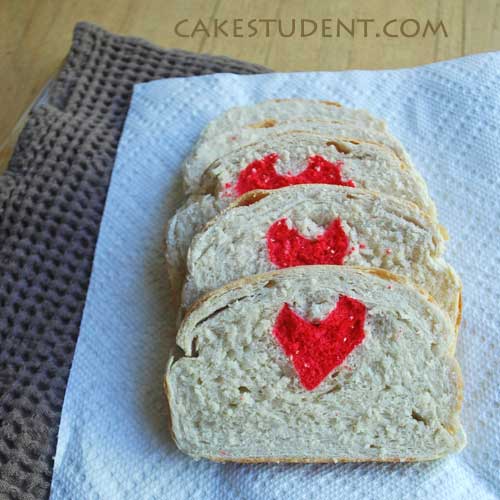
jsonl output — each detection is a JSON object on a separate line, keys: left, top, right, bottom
{"left": 50, "top": 54, "right": 500, "bottom": 500}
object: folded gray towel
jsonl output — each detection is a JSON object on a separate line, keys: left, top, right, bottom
{"left": 0, "top": 22, "right": 268, "bottom": 499}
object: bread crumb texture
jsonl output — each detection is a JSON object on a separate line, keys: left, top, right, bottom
{"left": 167, "top": 267, "right": 464, "bottom": 462}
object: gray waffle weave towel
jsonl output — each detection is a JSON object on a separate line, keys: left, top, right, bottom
{"left": 0, "top": 22, "right": 268, "bottom": 500}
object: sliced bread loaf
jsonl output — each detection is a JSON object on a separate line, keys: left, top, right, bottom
{"left": 166, "top": 132, "right": 435, "bottom": 295}
{"left": 182, "top": 185, "right": 460, "bottom": 326}
{"left": 183, "top": 118, "right": 412, "bottom": 192}
{"left": 165, "top": 266, "right": 465, "bottom": 462}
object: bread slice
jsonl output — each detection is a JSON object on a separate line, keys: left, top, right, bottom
{"left": 182, "top": 185, "right": 460, "bottom": 326}
{"left": 165, "top": 266, "right": 465, "bottom": 462}
{"left": 199, "top": 132, "right": 433, "bottom": 213}
{"left": 183, "top": 118, "right": 412, "bottom": 192}
{"left": 200, "top": 99, "right": 387, "bottom": 143}
{"left": 165, "top": 194, "right": 219, "bottom": 301}
{"left": 166, "top": 132, "right": 435, "bottom": 295}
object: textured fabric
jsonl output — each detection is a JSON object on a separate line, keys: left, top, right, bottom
{"left": 50, "top": 59, "right": 500, "bottom": 499}
{"left": 0, "top": 22, "right": 268, "bottom": 500}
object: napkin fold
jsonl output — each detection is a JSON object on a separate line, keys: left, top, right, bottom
{"left": 51, "top": 54, "right": 500, "bottom": 499}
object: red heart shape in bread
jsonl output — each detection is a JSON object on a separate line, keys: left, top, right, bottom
{"left": 266, "top": 218, "right": 350, "bottom": 268}
{"left": 273, "top": 297, "right": 366, "bottom": 390}
{"left": 235, "top": 153, "right": 354, "bottom": 196}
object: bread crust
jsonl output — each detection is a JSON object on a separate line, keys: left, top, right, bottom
{"left": 163, "top": 364, "right": 179, "bottom": 449}
{"left": 180, "top": 265, "right": 458, "bottom": 343}
{"left": 231, "top": 186, "right": 435, "bottom": 230}
{"left": 247, "top": 119, "right": 278, "bottom": 129}
{"left": 203, "top": 132, "right": 413, "bottom": 184}
{"left": 207, "top": 455, "right": 419, "bottom": 464}
{"left": 214, "top": 116, "right": 412, "bottom": 168}
{"left": 182, "top": 266, "right": 423, "bottom": 328}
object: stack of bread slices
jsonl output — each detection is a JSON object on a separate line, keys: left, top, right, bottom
{"left": 164, "top": 99, "right": 465, "bottom": 463}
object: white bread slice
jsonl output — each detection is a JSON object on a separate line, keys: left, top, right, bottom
{"left": 198, "top": 132, "right": 433, "bottom": 213}
{"left": 200, "top": 99, "right": 386, "bottom": 144}
{"left": 182, "top": 186, "right": 460, "bottom": 326}
{"left": 165, "top": 194, "right": 219, "bottom": 301}
{"left": 165, "top": 266, "right": 465, "bottom": 462}
{"left": 166, "top": 132, "right": 435, "bottom": 295}
{"left": 183, "top": 118, "right": 412, "bottom": 192}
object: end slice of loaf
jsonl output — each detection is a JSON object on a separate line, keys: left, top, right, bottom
{"left": 199, "top": 99, "right": 387, "bottom": 143}
{"left": 182, "top": 185, "right": 460, "bottom": 326}
{"left": 183, "top": 118, "right": 411, "bottom": 192}
{"left": 166, "top": 266, "right": 465, "bottom": 462}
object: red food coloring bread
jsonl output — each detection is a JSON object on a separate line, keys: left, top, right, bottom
{"left": 235, "top": 153, "right": 354, "bottom": 196}
{"left": 266, "top": 218, "right": 350, "bottom": 268}
{"left": 273, "top": 296, "right": 367, "bottom": 390}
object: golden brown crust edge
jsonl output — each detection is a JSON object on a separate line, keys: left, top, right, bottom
{"left": 202, "top": 132, "right": 412, "bottom": 189}
{"left": 456, "top": 288, "right": 463, "bottom": 331}
{"left": 230, "top": 185, "right": 430, "bottom": 224}
{"left": 362, "top": 267, "right": 461, "bottom": 335}
{"left": 179, "top": 265, "right": 457, "bottom": 347}
{"left": 208, "top": 455, "right": 420, "bottom": 464}
{"left": 163, "top": 363, "right": 184, "bottom": 452}
{"left": 271, "top": 98, "right": 342, "bottom": 107}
